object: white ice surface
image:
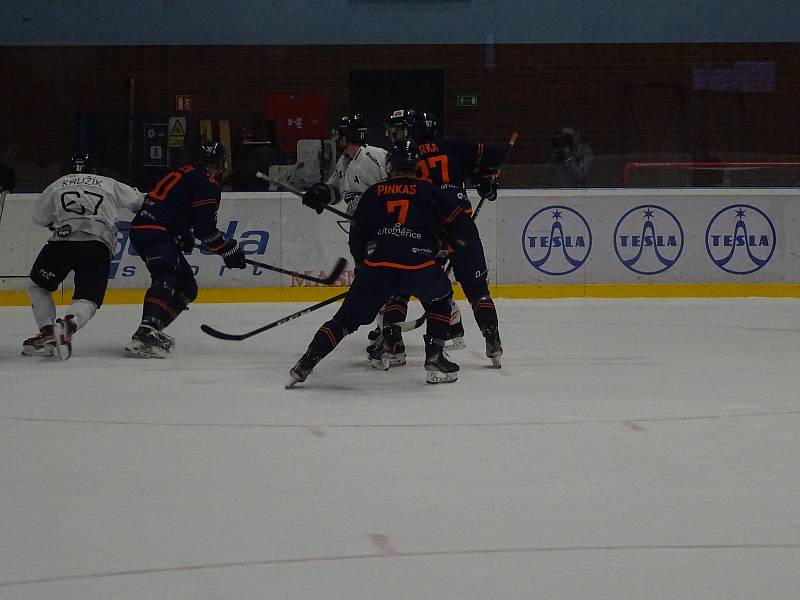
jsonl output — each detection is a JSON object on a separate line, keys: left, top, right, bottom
{"left": 1, "top": 298, "right": 799, "bottom": 599}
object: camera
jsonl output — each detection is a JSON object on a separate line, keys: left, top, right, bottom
{"left": 551, "top": 133, "right": 574, "bottom": 150}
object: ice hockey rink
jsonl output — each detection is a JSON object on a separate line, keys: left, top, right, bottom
{"left": 1, "top": 297, "right": 798, "bottom": 599}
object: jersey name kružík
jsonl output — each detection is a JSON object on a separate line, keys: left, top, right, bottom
{"left": 32, "top": 173, "right": 144, "bottom": 252}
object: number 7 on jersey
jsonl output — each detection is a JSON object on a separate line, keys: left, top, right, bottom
{"left": 386, "top": 199, "right": 409, "bottom": 224}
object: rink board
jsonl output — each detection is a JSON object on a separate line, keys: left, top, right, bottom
{"left": 1, "top": 188, "right": 799, "bottom": 304}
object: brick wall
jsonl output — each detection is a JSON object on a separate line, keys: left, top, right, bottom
{"left": 2, "top": 43, "right": 799, "bottom": 189}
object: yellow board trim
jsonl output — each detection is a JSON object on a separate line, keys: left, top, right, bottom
{"left": 1, "top": 283, "right": 799, "bottom": 306}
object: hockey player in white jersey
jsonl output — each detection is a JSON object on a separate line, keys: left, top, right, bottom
{"left": 302, "top": 113, "right": 387, "bottom": 217}
{"left": 22, "top": 153, "right": 144, "bottom": 360}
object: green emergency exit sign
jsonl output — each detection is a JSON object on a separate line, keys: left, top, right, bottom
{"left": 457, "top": 95, "right": 478, "bottom": 107}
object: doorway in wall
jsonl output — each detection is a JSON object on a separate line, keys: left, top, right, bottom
{"left": 349, "top": 69, "right": 445, "bottom": 148}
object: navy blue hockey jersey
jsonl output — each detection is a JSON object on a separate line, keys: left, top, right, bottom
{"left": 416, "top": 137, "right": 507, "bottom": 191}
{"left": 130, "top": 164, "right": 222, "bottom": 242}
{"left": 349, "top": 176, "right": 473, "bottom": 269}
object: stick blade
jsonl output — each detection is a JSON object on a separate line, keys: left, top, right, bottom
{"left": 322, "top": 257, "right": 348, "bottom": 285}
{"left": 399, "top": 314, "right": 427, "bottom": 332}
{"left": 200, "top": 323, "right": 248, "bottom": 341}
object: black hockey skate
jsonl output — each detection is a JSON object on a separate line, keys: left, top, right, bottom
{"left": 125, "top": 324, "right": 175, "bottom": 359}
{"left": 21, "top": 324, "right": 56, "bottom": 357}
{"left": 424, "top": 334, "right": 459, "bottom": 384}
{"left": 368, "top": 325, "right": 406, "bottom": 370}
{"left": 53, "top": 315, "right": 77, "bottom": 361}
{"left": 286, "top": 350, "right": 321, "bottom": 389}
{"left": 482, "top": 325, "right": 503, "bottom": 368}
{"left": 443, "top": 300, "right": 466, "bottom": 350}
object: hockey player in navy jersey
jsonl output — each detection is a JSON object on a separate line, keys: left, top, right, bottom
{"left": 287, "top": 139, "right": 476, "bottom": 388}
{"left": 376, "top": 109, "right": 505, "bottom": 366}
{"left": 22, "top": 153, "right": 144, "bottom": 360}
{"left": 125, "top": 142, "right": 246, "bottom": 358}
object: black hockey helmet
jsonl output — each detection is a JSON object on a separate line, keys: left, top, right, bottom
{"left": 70, "top": 152, "right": 95, "bottom": 174}
{"left": 411, "top": 111, "right": 437, "bottom": 141}
{"left": 387, "top": 139, "right": 421, "bottom": 172}
{"left": 385, "top": 108, "right": 416, "bottom": 141}
{"left": 199, "top": 141, "right": 227, "bottom": 171}
{"left": 333, "top": 113, "right": 368, "bottom": 144}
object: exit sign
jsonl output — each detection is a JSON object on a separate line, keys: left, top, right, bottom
{"left": 457, "top": 95, "right": 478, "bottom": 107}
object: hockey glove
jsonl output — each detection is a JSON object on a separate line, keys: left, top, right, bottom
{"left": 220, "top": 239, "right": 246, "bottom": 269}
{"left": 206, "top": 232, "right": 246, "bottom": 269}
{"left": 302, "top": 183, "right": 340, "bottom": 214}
{"left": 476, "top": 176, "right": 498, "bottom": 201}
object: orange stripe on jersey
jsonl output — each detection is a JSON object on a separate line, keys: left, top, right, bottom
{"left": 443, "top": 206, "right": 463, "bottom": 224}
{"left": 191, "top": 198, "right": 218, "bottom": 208}
{"left": 363, "top": 259, "right": 436, "bottom": 270}
{"left": 130, "top": 224, "right": 167, "bottom": 232}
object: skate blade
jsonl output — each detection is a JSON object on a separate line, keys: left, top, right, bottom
{"left": 21, "top": 344, "right": 56, "bottom": 357}
{"left": 425, "top": 370, "right": 459, "bottom": 384}
{"left": 124, "top": 342, "right": 167, "bottom": 359}
{"left": 285, "top": 377, "right": 301, "bottom": 389}
{"left": 387, "top": 352, "right": 406, "bottom": 366}
{"left": 490, "top": 356, "right": 502, "bottom": 368}
{"left": 53, "top": 324, "right": 72, "bottom": 361}
{"left": 445, "top": 337, "right": 466, "bottom": 351}
{"left": 370, "top": 357, "right": 390, "bottom": 371}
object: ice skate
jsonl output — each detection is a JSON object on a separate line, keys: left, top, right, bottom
{"left": 443, "top": 320, "right": 466, "bottom": 351}
{"left": 365, "top": 327, "right": 383, "bottom": 357}
{"left": 443, "top": 301, "right": 466, "bottom": 350}
{"left": 21, "top": 324, "right": 56, "bottom": 357}
{"left": 286, "top": 351, "right": 320, "bottom": 388}
{"left": 482, "top": 325, "right": 503, "bottom": 368}
{"left": 125, "top": 324, "right": 173, "bottom": 359}
{"left": 53, "top": 315, "right": 77, "bottom": 361}
{"left": 424, "top": 335, "right": 459, "bottom": 384}
{"left": 368, "top": 325, "right": 406, "bottom": 370}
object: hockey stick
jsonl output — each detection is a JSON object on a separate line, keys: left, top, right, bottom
{"left": 197, "top": 239, "right": 347, "bottom": 286}
{"left": 397, "top": 131, "right": 520, "bottom": 332}
{"left": 245, "top": 256, "right": 347, "bottom": 285}
{"left": 200, "top": 291, "right": 348, "bottom": 341}
{"left": 255, "top": 171, "right": 352, "bottom": 220}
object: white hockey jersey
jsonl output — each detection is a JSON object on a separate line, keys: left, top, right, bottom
{"left": 327, "top": 144, "right": 388, "bottom": 215}
{"left": 32, "top": 173, "right": 144, "bottom": 252}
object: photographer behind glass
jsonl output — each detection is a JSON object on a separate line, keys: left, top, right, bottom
{"left": 549, "top": 120, "right": 593, "bottom": 188}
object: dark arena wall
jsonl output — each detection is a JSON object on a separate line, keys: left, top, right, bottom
{"left": 2, "top": 42, "right": 800, "bottom": 190}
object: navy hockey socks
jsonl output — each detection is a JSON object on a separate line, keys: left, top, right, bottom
{"left": 307, "top": 319, "right": 347, "bottom": 359}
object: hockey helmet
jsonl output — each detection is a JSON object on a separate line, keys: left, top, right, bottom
{"left": 199, "top": 141, "right": 227, "bottom": 171}
{"left": 385, "top": 108, "right": 416, "bottom": 141}
{"left": 387, "top": 139, "right": 420, "bottom": 172}
{"left": 411, "top": 111, "right": 437, "bottom": 141}
{"left": 333, "top": 113, "right": 368, "bottom": 144}
{"left": 70, "top": 152, "right": 95, "bottom": 174}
